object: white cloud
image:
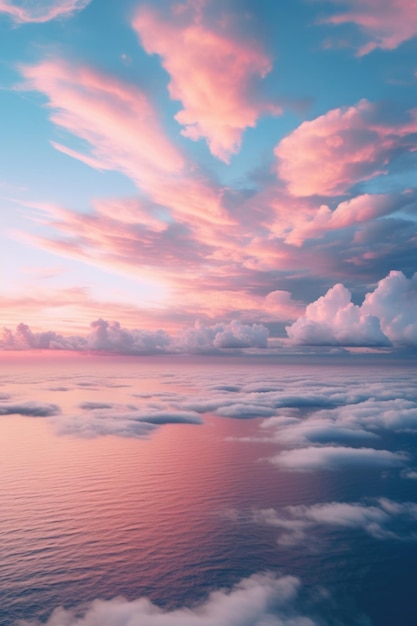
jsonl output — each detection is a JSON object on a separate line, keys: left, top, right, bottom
{"left": 269, "top": 446, "right": 408, "bottom": 471}
{"left": 255, "top": 498, "right": 417, "bottom": 545}
{"left": 286, "top": 271, "right": 417, "bottom": 348}
{"left": 16, "top": 572, "right": 321, "bottom": 626}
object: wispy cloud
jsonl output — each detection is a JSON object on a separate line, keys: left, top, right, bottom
{"left": 0, "top": 0, "right": 90, "bottom": 23}
{"left": 321, "top": 0, "right": 417, "bottom": 55}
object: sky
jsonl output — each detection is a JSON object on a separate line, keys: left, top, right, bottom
{"left": 1, "top": 0, "right": 416, "bottom": 353}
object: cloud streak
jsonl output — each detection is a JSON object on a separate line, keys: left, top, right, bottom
{"left": 0, "top": 0, "right": 90, "bottom": 23}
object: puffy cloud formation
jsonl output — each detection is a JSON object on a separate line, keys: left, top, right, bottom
{"left": 286, "top": 271, "right": 417, "bottom": 347}
{"left": 133, "top": 4, "right": 280, "bottom": 161}
{"left": 255, "top": 498, "right": 417, "bottom": 545}
{"left": 274, "top": 100, "right": 417, "bottom": 196}
{"left": 268, "top": 446, "right": 408, "bottom": 471}
{"left": 323, "top": 0, "right": 417, "bottom": 55}
{"left": 17, "top": 572, "right": 322, "bottom": 626}
{"left": 0, "top": 319, "right": 269, "bottom": 354}
{"left": 87, "top": 319, "right": 172, "bottom": 354}
{"left": 177, "top": 320, "right": 269, "bottom": 352}
{"left": 261, "top": 398, "right": 417, "bottom": 448}
{"left": 0, "top": 323, "right": 86, "bottom": 351}
{"left": 0, "top": 0, "right": 90, "bottom": 23}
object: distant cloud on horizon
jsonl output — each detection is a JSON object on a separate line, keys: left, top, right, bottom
{"left": 1, "top": 271, "right": 416, "bottom": 353}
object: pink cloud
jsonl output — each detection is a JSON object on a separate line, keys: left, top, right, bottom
{"left": 133, "top": 4, "right": 280, "bottom": 162}
{"left": 322, "top": 0, "right": 417, "bottom": 55}
{"left": 283, "top": 192, "right": 414, "bottom": 246}
{"left": 20, "top": 59, "right": 231, "bottom": 225}
{"left": 21, "top": 59, "right": 184, "bottom": 178}
{"left": 0, "top": 0, "right": 90, "bottom": 23}
{"left": 274, "top": 100, "right": 417, "bottom": 196}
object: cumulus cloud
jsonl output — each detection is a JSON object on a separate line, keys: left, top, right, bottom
{"left": 1, "top": 323, "right": 86, "bottom": 350}
{"left": 268, "top": 446, "right": 408, "bottom": 471}
{"left": 0, "top": 318, "right": 269, "bottom": 354}
{"left": 0, "top": 0, "right": 90, "bottom": 23}
{"left": 254, "top": 498, "right": 417, "bottom": 545}
{"left": 274, "top": 100, "right": 417, "bottom": 196}
{"left": 16, "top": 572, "right": 324, "bottom": 626}
{"left": 259, "top": 396, "right": 417, "bottom": 450}
{"left": 322, "top": 0, "right": 417, "bottom": 55}
{"left": 87, "top": 319, "right": 172, "bottom": 354}
{"left": 286, "top": 271, "right": 417, "bottom": 348}
{"left": 361, "top": 270, "right": 417, "bottom": 346}
{"left": 177, "top": 320, "right": 269, "bottom": 352}
{"left": 133, "top": 4, "right": 280, "bottom": 161}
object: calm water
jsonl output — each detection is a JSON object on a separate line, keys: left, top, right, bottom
{"left": 0, "top": 353, "right": 416, "bottom": 625}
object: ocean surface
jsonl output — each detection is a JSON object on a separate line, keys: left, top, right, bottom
{"left": 1, "top": 353, "right": 416, "bottom": 626}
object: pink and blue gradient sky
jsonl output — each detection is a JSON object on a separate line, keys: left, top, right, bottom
{"left": 1, "top": 0, "right": 416, "bottom": 352}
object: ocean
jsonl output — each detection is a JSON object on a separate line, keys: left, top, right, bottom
{"left": 1, "top": 353, "right": 416, "bottom": 626}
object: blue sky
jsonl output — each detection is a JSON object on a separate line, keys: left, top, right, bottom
{"left": 0, "top": 0, "right": 416, "bottom": 351}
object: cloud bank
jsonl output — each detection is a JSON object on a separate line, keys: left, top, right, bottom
{"left": 0, "top": 319, "right": 269, "bottom": 354}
